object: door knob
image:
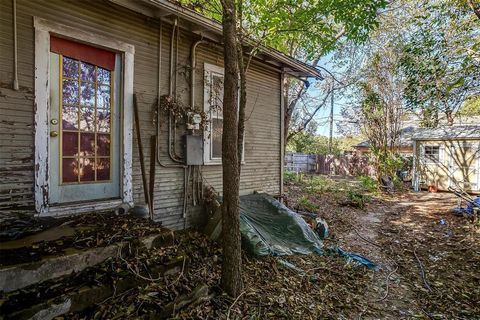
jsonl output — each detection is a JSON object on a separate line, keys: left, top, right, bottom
{"left": 50, "top": 131, "right": 58, "bottom": 137}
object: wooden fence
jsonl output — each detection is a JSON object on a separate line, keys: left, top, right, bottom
{"left": 284, "top": 153, "right": 374, "bottom": 176}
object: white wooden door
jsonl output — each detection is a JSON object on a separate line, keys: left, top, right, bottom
{"left": 48, "top": 51, "right": 121, "bottom": 204}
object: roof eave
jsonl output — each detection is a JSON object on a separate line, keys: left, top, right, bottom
{"left": 109, "top": 0, "right": 322, "bottom": 78}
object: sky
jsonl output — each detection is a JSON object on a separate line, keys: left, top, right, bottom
{"left": 308, "top": 53, "right": 348, "bottom": 137}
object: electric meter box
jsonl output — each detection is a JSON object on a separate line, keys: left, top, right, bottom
{"left": 184, "top": 135, "right": 203, "bottom": 165}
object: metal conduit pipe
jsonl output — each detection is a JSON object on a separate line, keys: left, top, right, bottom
{"left": 167, "top": 19, "right": 184, "bottom": 164}
{"left": 171, "top": 25, "right": 184, "bottom": 161}
{"left": 156, "top": 19, "right": 186, "bottom": 169}
{"left": 12, "top": 0, "right": 19, "bottom": 91}
{"left": 190, "top": 39, "right": 206, "bottom": 109}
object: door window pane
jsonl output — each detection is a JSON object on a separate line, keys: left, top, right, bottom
{"left": 62, "top": 158, "right": 78, "bottom": 183}
{"left": 79, "top": 107, "right": 95, "bottom": 132}
{"left": 96, "top": 158, "right": 110, "bottom": 181}
{"left": 97, "top": 85, "right": 111, "bottom": 109}
{"left": 212, "top": 118, "right": 223, "bottom": 158}
{"left": 80, "top": 82, "right": 95, "bottom": 106}
{"left": 59, "top": 54, "right": 113, "bottom": 184}
{"left": 80, "top": 62, "right": 95, "bottom": 82}
{"left": 79, "top": 158, "right": 95, "bottom": 182}
{"left": 63, "top": 57, "right": 78, "bottom": 78}
{"left": 80, "top": 133, "right": 95, "bottom": 156}
{"left": 97, "top": 134, "right": 110, "bottom": 156}
{"left": 97, "top": 68, "right": 110, "bottom": 85}
{"left": 97, "top": 109, "right": 111, "bottom": 133}
{"left": 62, "top": 80, "right": 78, "bottom": 105}
{"left": 62, "top": 132, "right": 78, "bottom": 157}
{"left": 62, "top": 105, "right": 78, "bottom": 130}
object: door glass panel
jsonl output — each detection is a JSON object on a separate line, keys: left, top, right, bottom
{"left": 211, "top": 118, "right": 223, "bottom": 158}
{"left": 62, "top": 132, "right": 78, "bottom": 156}
{"left": 62, "top": 105, "right": 78, "bottom": 130}
{"left": 79, "top": 107, "right": 95, "bottom": 132}
{"left": 96, "top": 158, "right": 110, "bottom": 181}
{"left": 97, "top": 109, "right": 110, "bottom": 133}
{"left": 80, "top": 133, "right": 95, "bottom": 156}
{"left": 97, "top": 134, "right": 110, "bottom": 156}
{"left": 97, "top": 67, "right": 110, "bottom": 85}
{"left": 63, "top": 57, "right": 78, "bottom": 78}
{"left": 80, "top": 62, "right": 95, "bottom": 82}
{"left": 62, "top": 80, "right": 78, "bottom": 105}
{"left": 62, "top": 158, "right": 78, "bottom": 183}
{"left": 60, "top": 55, "right": 112, "bottom": 184}
{"left": 80, "top": 82, "right": 95, "bottom": 106}
{"left": 79, "top": 158, "right": 95, "bottom": 182}
{"left": 97, "top": 85, "right": 111, "bottom": 109}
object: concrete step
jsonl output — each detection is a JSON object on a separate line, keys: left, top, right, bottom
{"left": 2, "top": 255, "right": 186, "bottom": 320}
{"left": 0, "top": 230, "right": 174, "bottom": 293}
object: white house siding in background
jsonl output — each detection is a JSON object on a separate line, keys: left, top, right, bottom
{"left": 0, "top": 0, "right": 282, "bottom": 229}
{"left": 413, "top": 137, "right": 480, "bottom": 193}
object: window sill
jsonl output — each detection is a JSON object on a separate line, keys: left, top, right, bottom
{"left": 203, "top": 160, "right": 246, "bottom": 166}
{"left": 204, "top": 160, "right": 222, "bottom": 166}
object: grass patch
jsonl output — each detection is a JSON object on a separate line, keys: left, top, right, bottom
{"left": 357, "top": 175, "right": 378, "bottom": 194}
{"left": 297, "top": 195, "right": 320, "bottom": 212}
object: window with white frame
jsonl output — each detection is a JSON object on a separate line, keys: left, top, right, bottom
{"left": 204, "top": 63, "right": 224, "bottom": 164}
{"left": 424, "top": 145, "right": 440, "bottom": 162}
{"left": 203, "top": 63, "right": 245, "bottom": 165}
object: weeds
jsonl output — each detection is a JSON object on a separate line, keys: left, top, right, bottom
{"left": 284, "top": 170, "right": 297, "bottom": 183}
{"left": 346, "top": 191, "right": 372, "bottom": 209}
{"left": 297, "top": 195, "right": 319, "bottom": 212}
{"left": 358, "top": 175, "right": 378, "bottom": 193}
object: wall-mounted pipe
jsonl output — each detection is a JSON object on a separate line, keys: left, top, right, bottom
{"left": 190, "top": 39, "right": 206, "bottom": 110}
{"left": 171, "top": 24, "right": 184, "bottom": 161}
{"left": 154, "top": 19, "right": 188, "bottom": 223}
{"left": 156, "top": 19, "right": 185, "bottom": 169}
{"left": 12, "top": 0, "right": 19, "bottom": 91}
{"left": 167, "top": 18, "right": 184, "bottom": 164}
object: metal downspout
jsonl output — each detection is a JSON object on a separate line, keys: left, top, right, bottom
{"left": 167, "top": 18, "right": 184, "bottom": 164}
{"left": 190, "top": 39, "right": 206, "bottom": 109}
{"left": 12, "top": 0, "right": 19, "bottom": 91}
{"left": 172, "top": 23, "right": 184, "bottom": 161}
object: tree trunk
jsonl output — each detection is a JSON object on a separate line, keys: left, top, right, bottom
{"left": 467, "top": 0, "right": 480, "bottom": 20}
{"left": 237, "top": 22, "right": 246, "bottom": 171}
{"left": 220, "top": 0, "right": 243, "bottom": 298}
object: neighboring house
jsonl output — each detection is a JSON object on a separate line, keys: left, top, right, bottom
{"left": 352, "top": 126, "right": 416, "bottom": 156}
{"left": 412, "top": 126, "right": 480, "bottom": 193}
{"left": 0, "top": 0, "right": 321, "bottom": 229}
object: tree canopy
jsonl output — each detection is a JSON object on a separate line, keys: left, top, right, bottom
{"left": 400, "top": 0, "right": 480, "bottom": 126}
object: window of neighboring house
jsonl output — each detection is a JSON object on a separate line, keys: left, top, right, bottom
{"left": 424, "top": 145, "right": 440, "bottom": 162}
{"left": 203, "top": 63, "right": 245, "bottom": 164}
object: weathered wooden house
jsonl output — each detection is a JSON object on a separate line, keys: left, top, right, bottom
{"left": 0, "top": 0, "right": 321, "bottom": 229}
{"left": 412, "top": 126, "right": 480, "bottom": 193}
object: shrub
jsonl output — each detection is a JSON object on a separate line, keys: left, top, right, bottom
{"left": 346, "top": 191, "right": 372, "bottom": 209}
{"left": 358, "top": 175, "right": 378, "bottom": 193}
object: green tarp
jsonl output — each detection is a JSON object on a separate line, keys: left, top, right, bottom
{"left": 239, "top": 193, "right": 323, "bottom": 256}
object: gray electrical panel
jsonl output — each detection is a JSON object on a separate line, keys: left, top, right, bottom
{"left": 184, "top": 135, "right": 203, "bottom": 165}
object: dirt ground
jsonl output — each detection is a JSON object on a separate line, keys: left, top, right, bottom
{"left": 288, "top": 175, "right": 480, "bottom": 320}
{"left": 333, "top": 191, "right": 479, "bottom": 319}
